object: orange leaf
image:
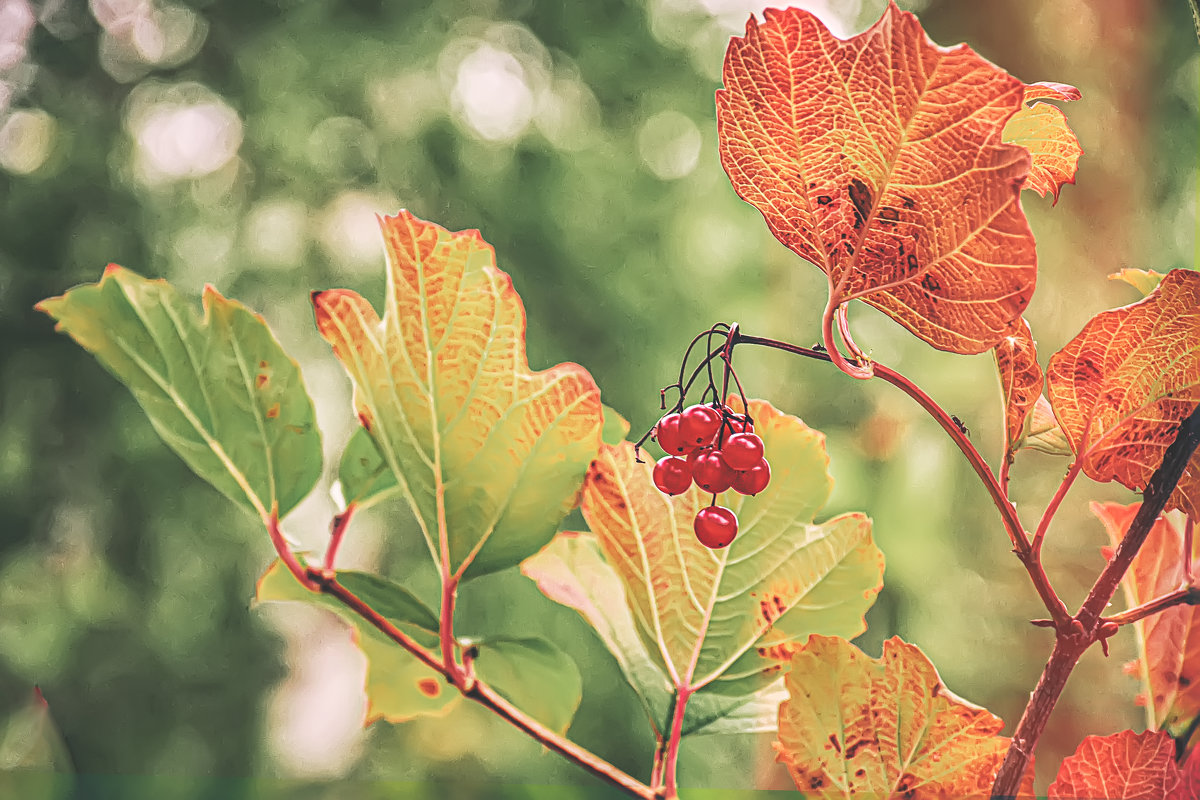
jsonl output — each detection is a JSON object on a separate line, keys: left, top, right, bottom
{"left": 1046, "top": 269, "right": 1200, "bottom": 518}
{"left": 1177, "top": 745, "right": 1200, "bottom": 800}
{"left": 1048, "top": 729, "right": 1182, "bottom": 799}
{"left": 716, "top": 1, "right": 1035, "bottom": 354}
{"left": 312, "top": 211, "right": 603, "bottom": 579}
{"left": 775, "top": 635, "right": 1029, "bottom": 799}
{"left": 1094, "top": 501, "right": 1200, "bottom": 739}
{"left": 995, "top": 318, "right": 1044, "bottom": 455}
{"left": 1002, "top": 81, "right": 1083, "bottom": 204}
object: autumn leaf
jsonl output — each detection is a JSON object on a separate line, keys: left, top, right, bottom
{"left": 1001, "top": 81, "right": 1083, "bottom": 204}
{"left": 1048, "top": 729, "right": 1182, "bottom": 800}
{"left": 716, "top": 1, "right": 1035, "bottom": 354}
{"left": 1047, "top": 269, "right": 1200, "bottom": 518}
{"left": 1094, "top": 501, "right": 1200, "bottom": 739}
{"left": 1111, "top": 268, "right": 1167, "bottom": 298}
{"left": 775, "top": 635, "right": 1025, "bottom": 799}
{"left": 526, "top": 399, "right": 884, "bottom": 736}
{"left": 1018, "top": 394, "right": 1072, "bottom": 456}
{"left": 37, "top": 266, "right": 322, "bottom": 523}
{"left": 994, "top": 318, "right": 1043, "bottom": 456}
{"left": 313, "top": 211, "right": 603, "bottom": 580}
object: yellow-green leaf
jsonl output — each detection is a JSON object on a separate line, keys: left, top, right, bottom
{"left": 336, "top": 427, "right": 400, "bottom": 511}
{"left": 468, "top": 637, "right": 583, "bottom": 735}
{"left": 37, "top": 267, "right": 321, "bottom": 522}
{"left": 776, "top": 636, "right": 1021, "bottom": 798}
{"left": 1109, "top": 268, "right": 1166, "bottom": 297}
{"left": 312, "top": 211, "right": 603, "bottom": 579}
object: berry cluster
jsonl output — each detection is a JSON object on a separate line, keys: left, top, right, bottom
{"left": 650, "top": 403, "right": 771, "bottom": 549}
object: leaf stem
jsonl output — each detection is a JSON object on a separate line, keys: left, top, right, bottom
{"left": 266, "top": 512, "right": 319, "bottom": 591}
{"left": 323, "top": 504, "right": 356, "bottom": 570}
{"left": 660, "top": 686, "right": 693, "bottom": 799}
{"left": 1102, "top": 585, "right": 1200, "bottom": 625}
{"left": 1031, "top": 458, "right": 1085, "bottom": 555}
{"left": 990, "top": 403, "right": 1200, "bottom": 799}
{"left": 820, "top": 298, "right": 873, "bottom": 379}
{"left": 303, "top": 568, "right": 656, "bottom": 800}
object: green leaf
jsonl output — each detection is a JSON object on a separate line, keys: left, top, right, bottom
{"left": 522, "top": 533, "right": 674, "bottom": 731}
{"left": 0, "top": 688, "right": 72, "bottom": 773}
{"left": 37, "top": 267, "right": 322, "bottom": 522}
{"left": 336, "top": 427, "right": 400, "bottom": 511}
{"left": 254, "top": 561, "right": 455, "bottom": 723}
{"left": 601, "top": 404, "right": 631, "bottom": 445}
{"left": 312, "top": 212, "right": 603, "bottom": 580}
{"left": 468, "top": 637, "right": 583, "bottom": 735}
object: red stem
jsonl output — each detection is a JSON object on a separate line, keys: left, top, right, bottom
{"left": 661, "top": 687, "right": 693, "bottom": 799}
{"left": 1031, "top": 458, "right": 1085, "bottom": 554}
{"left": 1187, "top": 515, "right": 1196, "bottom": 585}
{"left": 1103, "top": 585, "right": 1200, "bottom": 625}
{"left": 820, "top": 298, "right": 873, "bottom": 379}
{"left": 323, "top": 504, "right": 356, "bottom": 570}
{"left": 266, "top": 512, "right": 319, "bottom": 591}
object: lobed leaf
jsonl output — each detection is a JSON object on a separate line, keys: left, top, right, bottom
{"left": 1046, "top": 269, "right": 1200, "bottom": 518}
{"left": 527, "top": 399, "right": 883, "bottom": 735}
{"left": 254, "top": 561, "right": 455, "bottom": 723}
{"left": 716, "top": 1, "right": 1035, "bottom": 354}
{"left": 994, "top": 318, "right": 1044, "bottom": 456}
{"left": 312, "top": 211, "right": 603, "bottom": 580}
{"left": 37, "top": 266, "right": 322, "bottom": 522}
{"left": 1047, "top": 729, "right": 1182, "bottom": 800}
{"left": 775, "top": 635, "right": 1024, "bottom": 798}
{"left": 1094, "top": 501, "right": 1200, "bottom": 739}
{"left": 1001, "top": 81, "right": 1083, "bottom": 204}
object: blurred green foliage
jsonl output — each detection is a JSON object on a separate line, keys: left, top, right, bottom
{"left": 1, "top": 0, "right": 1197, "bottom": 796}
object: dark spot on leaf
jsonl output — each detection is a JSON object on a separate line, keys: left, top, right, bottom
{"left": 809, "top": 776, "right": 824, "bottom": 790}
{"left": 878, "top": 207, "right": 899, "bottom": 221}
{"left": 898, "top": 244, "right": 905, "bottom": 256}
{"left": 907, "top": 254, "right": 920, "bottom": 274}
{"left": 845, "top": 737, "right": 874, "bottom": 759}
{"left": 256, "top": 374, "right": 269, "bottom": 389}
{"left": 897, "top": 772, "right": 918, "bottom": 799}
{"left": 855, "top": 769, "right": 866, "bottom": 778}
{"left": 843, "top": 242, "right": 854, "bottom": 256}
{"left": 848, "top": 178, "right": 873, "bottom": 222}
{"left": 266, "top": 403, "right": 280, "bottom": 419}
{"left": 828, "top": 734, "right": 841, "bottom": 754}
{"left": 1181, "top": 675, "right": 1192, "bottom": 688}
{"left": 816, "top": 195, "right": 833, "bottom": 206}
{"left": 901, "top": 195, "right": 916, "bottom": 209}
{"left": 921, "top": 274, "right": 940, "bottom": 292}
{"left": 417, "top": 678, "right": 440, "bottom": 697}
{"left": 1073, "top": 357, "right": 1101, "bottom": 386}
{"left": 358, "top": 411, "right": 373, "bottom": 433}
{"left": 808, "top": 181, "right": 816, "bottom": 189}
{"left": 911, "top": 230, "right": 920, "bottom": 243}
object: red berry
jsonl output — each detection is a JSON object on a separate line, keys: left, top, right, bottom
{"left": 721, "top": 432, "right": 764, "bottom": 471}
{"left": 655, "top": 413, "right": 690, "bottom": 456}
{"left": 694, "top": 506, "right": 738, "bottom": 549}
{"left": 652, "top": 456, "right": 692, "bottom": 495}
{"left": 679, "top": 404, "right": 722, "bottom": 449}
{"left": 688, "top": 447, "right": 735, "bottom": 493}
{"left": 731, "top": 458, "right": 770, "bottom": 495}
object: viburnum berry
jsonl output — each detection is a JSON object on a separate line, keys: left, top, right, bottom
{"left": 721, "top": 432, "right": 765, "bottom": 471}
{"left": 694, "top": 505, "right": 738, "bottom": 549}
{"left": 688, "top": 447, "right": 735, "bottom": 493}
{"left": 731, "top": 458, "right": 770, "bottom": 496}
{"left": 652, "top": 456, "right": 692, "bottom": 495}
{"left": 655, "top": 413, "right": 690, "bottom": 456}
{"left": 679, "top": 404, "right": 722, "bottom": 449}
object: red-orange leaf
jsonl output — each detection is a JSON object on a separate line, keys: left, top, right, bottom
{"left": 1094, "top": 501, "right": 1200, "bottom": 739}
{"left": 716, "top": 1, "right": 1035, "bottom": 354}
{"left": 1002, "top": 81, "right": 1083, "bottom": 204}
{"left": 1048, "top": 729, "right": 1181, "bottom": 800}
{"left": 1046, "top": 269, "right": 1200, "bottom": 518}
{"left": 995, "top": 317, "right": 1043, "bottom": 455}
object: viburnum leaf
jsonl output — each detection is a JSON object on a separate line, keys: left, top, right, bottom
{"left": 1001, "top": 81, "right": 1083, "bottom": 204}
{"left": 601, "top": 404, "right": 632, "bottom": 446}
{"left": 36, "top": 267, "right": 322, "bottom": 523}
{"left": 775, "top": 635, "right": 1027, "bottom": 798}
{"left": 467, "top": 636, "right": 583, "bottom": 735}
{"left": 716, "top": 1, "right": 1036, "bottom": 354}
{"left": 1094, "top": 501, "right": 1200, "bottom": 738}
{"left": 1110, "top": 268, "right": 1167, "bottom": 298}
{"left": 1046, "top": 269, "right": 1200, "bottom": 518}
{"left": 312, "top": 211, "right": 603, "bottom": 580}
{"left": 1018, "top": 394, "right": 1073, "bottom": 456}
{"left": 1047, "top": 729, "right": 1182, "bottom": 800}
{"left": 529, "top": 399, "right": 883, "bottom": 735}
{"left": 254, "top": 561, "right": 457, "bottom": 723}
{"left": 994, "top": 318, "right": 1043, "bottom": 456}
{"left": 1179, "top": 745, "right": 1200, "bottom": 800}
{"left": 336, "top": 427, "right": 400, "bottom": 511}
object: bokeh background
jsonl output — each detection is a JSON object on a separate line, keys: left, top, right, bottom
{"left": 1, "top": 0, "right": 1197, "bottom": 796}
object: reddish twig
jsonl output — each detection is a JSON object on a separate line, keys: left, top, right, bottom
{"left": 1102, "top": 585, "right": 1200, "bottom": 625}
{"left": 1031, "top": 458, "right": 1085, "bottom": 554}
{"left": 266, "top": 512, "right": 319, "bottom": 591}
{"left": 660, "top": 687, "right": 693, "bottom": 799}
{"left": 991, "top": 403, "right": 1200, "bottom": 799}
{"left": 323, "top": 504, "right": 356, "bottom": 570}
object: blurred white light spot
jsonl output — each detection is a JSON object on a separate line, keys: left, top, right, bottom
{"left": 317, "top": 192, "right": 397, "bottom": 272}
{"left": 128, "top": 85, "right": 242, "bottom": 182}
{"left": 246, "top": 199, "right": 310, "bottom": 269}
{"left": 637, "top": 110, "right": 702, "bottom": 181}
{"left": 695, "top": 0, "right": 861, "bottom": 36}
{"left": 0, "top": 0, "right": 35, "bottom": 70}
{"left": 451, "top": 44, "right": 534, "bottom": 142}
{"left": 535, "top": 75, "right": 601, "bottom": 152}
{"left": 0, "top": 108, "right": 56, "bottom": 175}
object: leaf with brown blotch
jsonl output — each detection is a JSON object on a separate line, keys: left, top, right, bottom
{"left": 1094, "top": 501, "right": 1200, "bottom": 739}
{"left": 775, "top": 636, "right": 1030, "bottom": 799}
{"left": 1046, "top": 269, "right": 1200, "bottom": 518}
{"left": 1048, "top": 729, "right": 1182, "bottom": 800}
{"left": 995, "top": 318, "right": 1043, "bottom": 456}
{"left": 1002, "top": 81, "right": 1083, "bottom": 204}
{"left": 312, "top": 211, "right": 603, "bottom": 580}
{"left": 716, "top": 1, "right": 1036, "bottom": 354}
